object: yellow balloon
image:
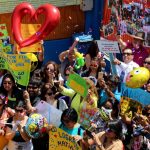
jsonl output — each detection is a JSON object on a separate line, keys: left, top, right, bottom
{"left": 26, "top": 53, "right": 38, "bottom": 72}
{"left": 126, "top": 67, "right": 150, "bottom": 88}
{"left": 26, "top": 53, "right": 38, "bottom": 62}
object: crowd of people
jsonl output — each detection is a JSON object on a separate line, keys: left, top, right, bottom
{"left": 0, "top": 31, "right": 149, "bottom": 150}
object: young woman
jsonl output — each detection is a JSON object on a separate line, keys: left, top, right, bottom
{"left": 84, "top": 41, "right": 102, "bottom": 70}
{"left": 42, "top": 61, "right": 59, "bottom": 84}
{"left": 0, "top": 73, "right": 23, "bottom": 109}
{"left": 81, "top": 57, "right": 101, "bottom": 80}
{"left": 82, "top": 119, "right": 124, "bottom": 150}
{"left": 41, "top": 86, "right": 68, "bottom": 111}
{"left": 5, "top": 101, "right": 32, "bottom": 150}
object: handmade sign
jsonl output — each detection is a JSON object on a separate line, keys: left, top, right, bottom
{"left": 15, "top": 24, "right": 42, "bottom": 52}
{"left": 0, "top": 42, "right": 12, "bottom": 53}
{"left": 36, "top": 100, "right": 62, "bottom": 127}
{"left": 66, "top": 73, "right": 89, "bottom": 97}
{"left": 96, "top": 40, "right": 120, "bottom": 53}
{"left": 0, "top": 24, "right": 12, "bottom": 53}
{"left": 96, "top": 40, "right": 119, "bottom": 75}
{"left": 120, "top": 96, "right": 142, "bottom": 119}
{"left": 79, "top": 106, "right": 100, "bottom": 129}
{"left": 0, "top": 24, "right": 8, "bottom": 39}
{"left": 0, "top": 52, "right": 31, "bottom": 86}
{"left": 87, "top": 109, "right": 109, "bottom": 131}
{"left": 49, "top": 126, "right": 81, "bottom": 150}
{"left": 79, "top": 101, "right": 110, "bottom": 129}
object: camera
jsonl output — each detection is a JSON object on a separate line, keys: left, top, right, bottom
{"left": 86, "top": 130, "right": 93, "bottom": 138}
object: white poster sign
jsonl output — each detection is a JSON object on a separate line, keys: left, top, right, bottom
{"left": 96, "top": 40, "right": 120, "bottom": 53}
{"left": 36, "top": 100, "right": 62, "bottom": 127}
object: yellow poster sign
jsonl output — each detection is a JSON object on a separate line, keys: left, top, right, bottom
{"left": 16, "top": 24, "right": 42, "bottom": 52}
{"left": 0, "top": 51, "right": 31, "bottom": 86}
{"left": 66, "top": 73, "right": 89, "bottom": 97}
{"left": 120, "top": 96, "right": 142, "bottom": 119}
{"left": 49, "top": 126, "right": 81, "bottom": 150}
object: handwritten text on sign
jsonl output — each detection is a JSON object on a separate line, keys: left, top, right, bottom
{"left": 120, "top": 96, "right": 142, "bottom": 119}
{"left": 49, "top": 127, "right": 81, "bottom": 150}
{"left": 96, "top": 40, "right": 120, "bottom": 53}
{"left": 0, "top": 52, "right": 31, "bottom": 86}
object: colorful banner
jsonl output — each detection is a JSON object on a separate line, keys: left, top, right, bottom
{"left": 0, "top": 51, "right": 31, "bottom": 86}
{"left": 49, "top": 126, "right": 81, "bottom": 150}
{"left": 16, "top": 24, "right": 42, "bottom": 52}
{"left": 66, "top": 73, "right": 89, "bottom": 97}
{"left": 0, "top": 24, "right": 8, "bottom": 39}
{"left": 120, "top": 96, "right": 142, "bottom": 119}
{"left": 79, "top": 105, "right": 100, "bottom": 129}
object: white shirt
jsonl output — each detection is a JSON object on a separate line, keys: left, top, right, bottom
{"left": 116, "top": 61, "right": 139, "bottom": 82}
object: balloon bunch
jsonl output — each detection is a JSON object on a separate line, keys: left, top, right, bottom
{"left": 25, "top": 113, "right": 48, "bottom": 139}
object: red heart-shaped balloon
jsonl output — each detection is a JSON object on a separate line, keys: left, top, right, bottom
{"left": 11, "top": 2, "right": 60, "bottom": 48}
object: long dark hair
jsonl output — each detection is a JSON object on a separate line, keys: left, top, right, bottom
{"left": 0, "top": 73, "right": 16, "bottom": 96}
{"left": 41, "top": 85, "right": 57, "bottom": 101}
{"left": 107, "top": 119, "right": 123, "bottom": 139}
{"left": 61, "top": 108, "right": 78, "bottom": 124}
{"left": 43, "top": 61, "right": 59, "bottom": 81}
{"left": 86, "top": 41, "right": 99, "bottom": 59}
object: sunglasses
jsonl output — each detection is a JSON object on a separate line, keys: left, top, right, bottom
{"left": 90, "top": 64, "right": 98, "bottom": 67}
{"left": 144, "top": 61, "right": 150, "bottom": 65}
{"left": 27, "top": 86, "right": 38, "bottom": 89}
{"left": 123, "top": 53, "right": 133, "bottom": 56}
{"left": 46, "top": 92, "right": 53, "bottom": 96}
{"left": 46, "top": 68, "right": 54, "bottom": 72}
{"left": 3, "top": 82, "right": 12, "bottom": 85}
{"left": 15, "top": 109, "right": 24, "bottom": 113}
